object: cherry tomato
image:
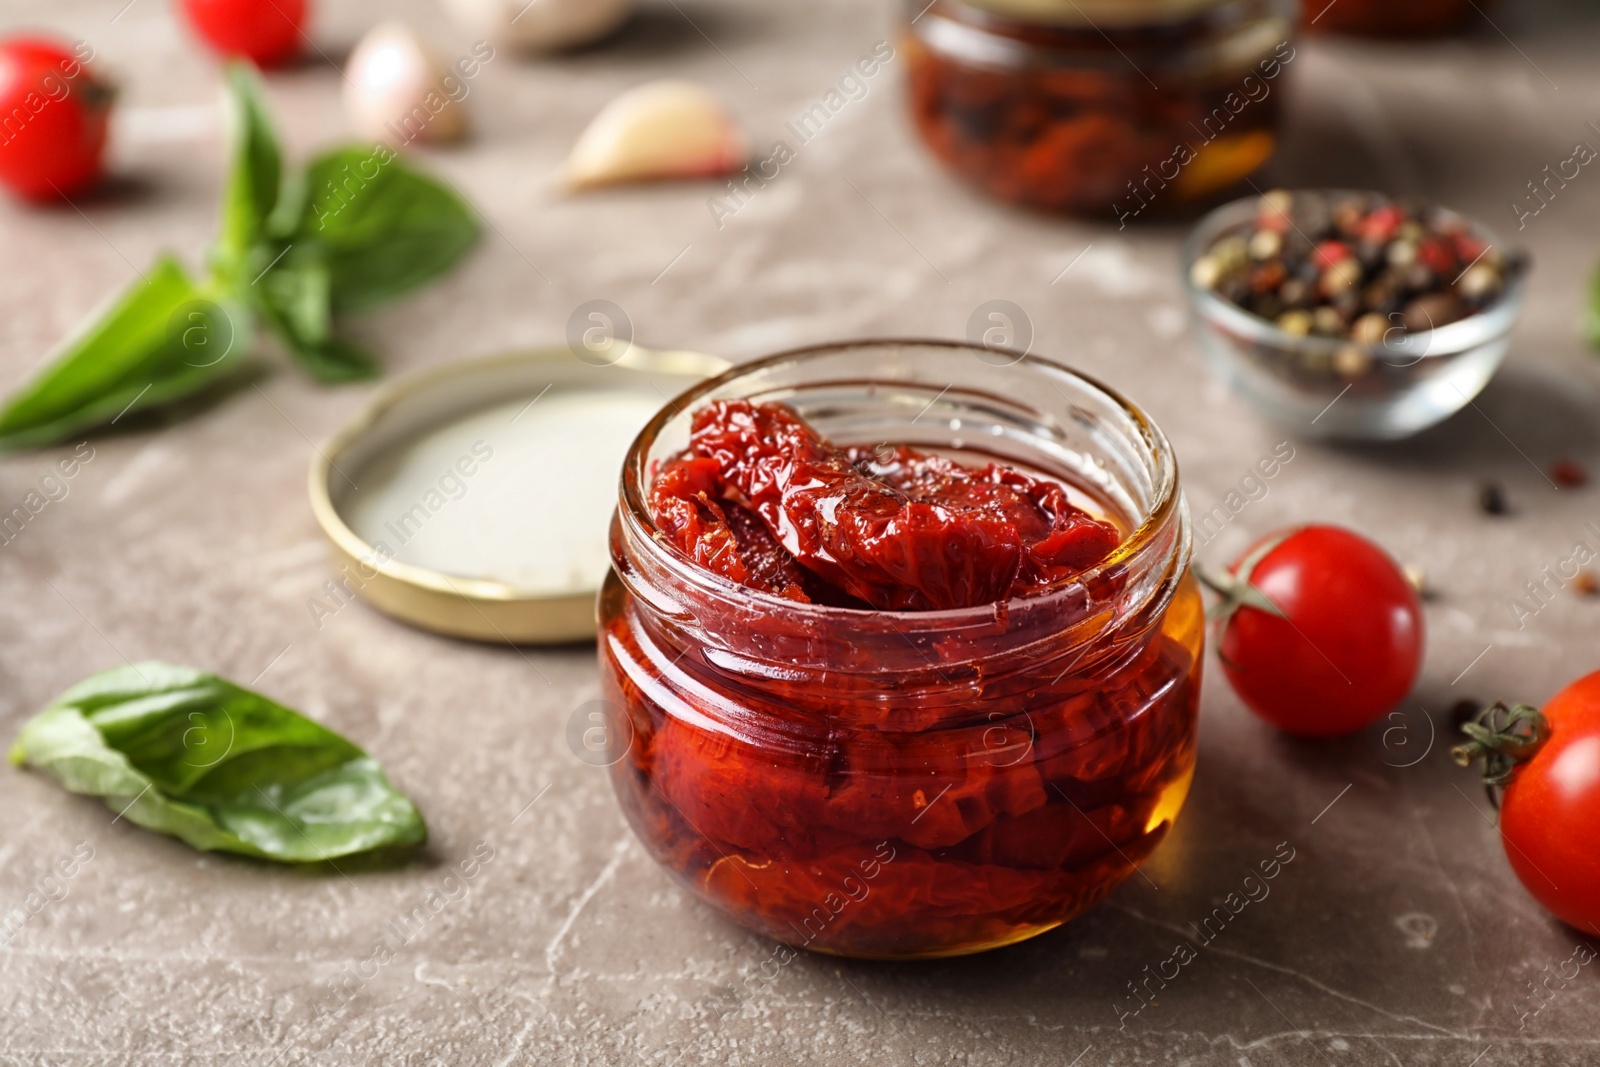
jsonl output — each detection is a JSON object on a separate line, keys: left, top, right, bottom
{"left": 1459, "top": 677, "right": 1600, "bottom": 935}
{"left": 0, "top": 37, "right": 113, "bottom": 201}
{"left": 1202, "top": 525, "right": 1424, "bottom": 737}
{"left": 179, "top": 0, "right": 308, "bottom": 67}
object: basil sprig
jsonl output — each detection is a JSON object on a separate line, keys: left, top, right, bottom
{"left": 0, "top": 64, "right": 478, "bottom": 450}
{"left": 9, "top": 662, "right": 427, "bottom": 862}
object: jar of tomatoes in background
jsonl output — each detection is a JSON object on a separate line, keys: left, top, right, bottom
{"left": 904, "top": 0, "right": 1296, "bottom": 219}
{"left": 597, "top": 340, "right": 1204, "bottom": 959}
{"left": 1307, "top": 0, "right": 1479, "bottom": 37}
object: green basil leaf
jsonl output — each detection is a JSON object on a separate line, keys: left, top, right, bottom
{"left": 260, "top": 252, "right": 332, "bottom": 345}
{"left": 289, "top": 336, "right": 378, "bottom": 383}
{"left": 281, "top": 145, "right": 478, "bottom": 314}
{"left": 268, "top": 321, "right": 380, "bottom": 383}
{"left": 0, "top": 257, "right": 251, "bottom": 451}
{"left": 255, "top": 255, "right": 380, "bottom": 382}
{"left": 10, "top": 662, "right": 426, "bottom": 863}
{"left": 217, "top": 63, "right": 282, "bottom": 280}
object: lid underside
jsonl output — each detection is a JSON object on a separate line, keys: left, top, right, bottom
{"left": 310, "top": 345, "right": 728, "bottom": 644}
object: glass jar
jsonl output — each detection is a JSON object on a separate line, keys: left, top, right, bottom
{"left": 597, "top": 340, "right": 1203, "bottom": 959}
{"left": 904, "top": 0, "right": 1296, "bottom": 218}
{"left": 1308, "top": 0, "right": 1477, "bottom": 37}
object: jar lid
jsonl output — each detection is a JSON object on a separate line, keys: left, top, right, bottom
{"left": 957, "top": 0, "right": 1232, "bottom": 26}
{"left": 308, "top": 344, "right": 729, "bottom": 644}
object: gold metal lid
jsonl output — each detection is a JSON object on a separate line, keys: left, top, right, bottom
{"left": 308, "top": 344, "right": 729, "bottom": 644}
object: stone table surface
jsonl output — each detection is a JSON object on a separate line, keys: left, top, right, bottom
{"left": 3, "top": 0, "right": 1600, "bottom": 1064}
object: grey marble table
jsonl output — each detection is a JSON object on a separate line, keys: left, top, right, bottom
{"left": 2, "top": 0, "right": 1598, "bottom": 1063}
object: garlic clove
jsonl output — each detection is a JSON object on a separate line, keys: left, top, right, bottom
{"left": 344, "top": 22, "right": 468, "bottom": 146}
{"left": 438, "top": 0, "right": 631, "bottom": 54}
{"left": 565, "top": 80, "right": 746, "bottom": 190}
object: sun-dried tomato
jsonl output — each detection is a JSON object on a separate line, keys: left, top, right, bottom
{"left": 598, "top": 600, "right": 1202, "bottom": 956}
{"left": 648, "top": 401, "right": 1120, "bottom": 610}
{"left": 847, "top": 443, "right": 1121, "bottom": 592}
{"left": 647, "top": 452, "right": 812, "bottom": 602}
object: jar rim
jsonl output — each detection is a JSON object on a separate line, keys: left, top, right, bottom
{"left": 615, "top": 337, "right": 1182, "bottom": 628}
{"left": 922, "top": 0, "right": 1241, "bottom": 28}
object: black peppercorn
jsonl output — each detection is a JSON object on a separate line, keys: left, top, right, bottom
{"left": 1478, "top": 482, "right": 1509, "bottom": 516}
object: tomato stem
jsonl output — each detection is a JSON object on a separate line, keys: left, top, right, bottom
{"left": 1450, "top": 701, "right": 1548, "bottom": 810}
{"left": 1192, "top": 528, "right": 1296, "bottom": 631}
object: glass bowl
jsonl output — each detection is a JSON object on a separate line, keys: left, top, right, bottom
{"left": 1181, "top": 192, "right": 1528, "bottom": 440}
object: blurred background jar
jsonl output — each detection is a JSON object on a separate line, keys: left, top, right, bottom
{"left": 1307, "top": 0, "right": 1478, "bottom": 38}
{"left": 903, "top": 0, "right": 1297, "bottom": 219}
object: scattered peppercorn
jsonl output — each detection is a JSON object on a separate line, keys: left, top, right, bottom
{"left": 1574, "top": 569, "right": 1600, "bottom": 597}
{"left": 1478, "top": 482, "right": 1509, "bottom": 516}
{"left": 1551, "top": 459, "right": 1588, "bottom": 489}
{"left": 1449, "top": 699, "right": 1483, "bottom": 729}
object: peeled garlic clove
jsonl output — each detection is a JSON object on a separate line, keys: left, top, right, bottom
{"left": 565, "top": 80, "right": 745, "bottom": 190}
{"left": 438, "top": 0, "right": 630, "bottom": 53}
{"left": 344, "top": 22, "right": 467, "bottom": 145}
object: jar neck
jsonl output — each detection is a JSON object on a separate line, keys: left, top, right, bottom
{"left": 608, "top": 341, "right": 1191, "bottom": 711}
{"left": 909, "top": 0, "right": 1294, "bottom": 63}
{"left": 945, "top": 0, "right": 1235, "bottom": 29}
{"left": 612, "top": 487, "right": 1190, "bottom": 689}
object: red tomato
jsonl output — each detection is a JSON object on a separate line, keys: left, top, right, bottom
{"left": 0, "top": 37, "right": 113, "bottom": 201}
{"left": 179, "top": 0, "right": 308, "bottom": 67}
{"left": 1205, "top": 525, "right": 1424, "bottom": 737}
{"left": 1494, "top": 675, "right": 1600, "bottom": 935}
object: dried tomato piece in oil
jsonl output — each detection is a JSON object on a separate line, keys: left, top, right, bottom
{"left": 647, "top": 452, "right": 813, "bottom": 602}
{"left": 647, "top": 400, "right": 1121, "bottom": 610}
{"left": 848, "top": 444, "right": 1121, "bottom": 592}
